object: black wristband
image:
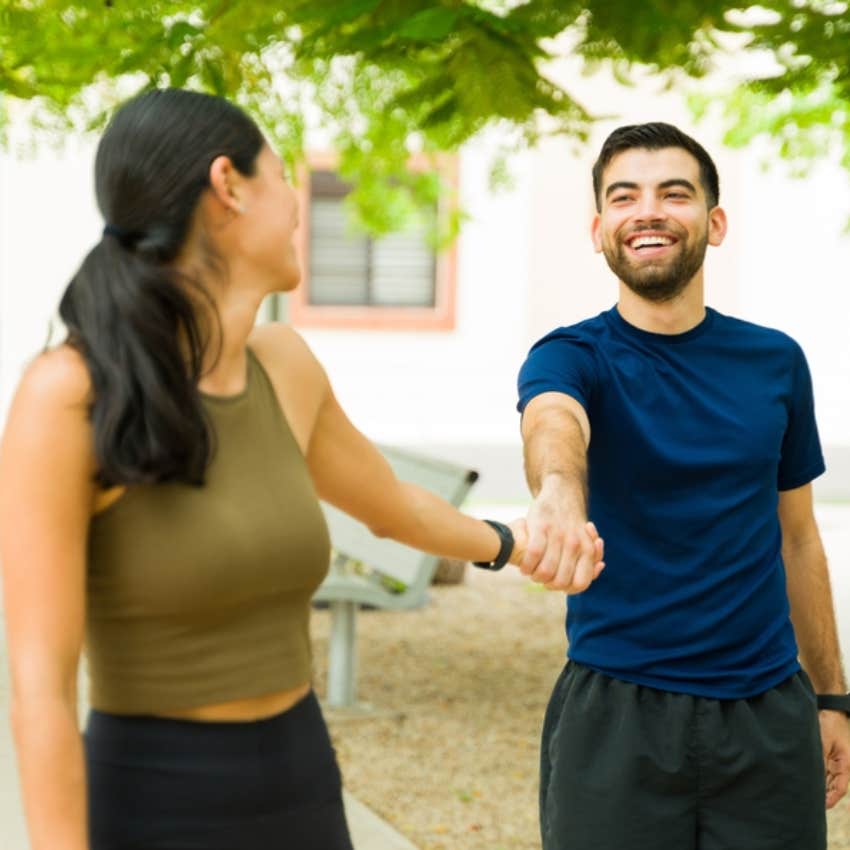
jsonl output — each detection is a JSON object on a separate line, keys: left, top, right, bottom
{"left": 816, "top": 694, "right": 850, "bottom": 716}
{"left": 472, "top": 519, "right": 514, "bottom": 571}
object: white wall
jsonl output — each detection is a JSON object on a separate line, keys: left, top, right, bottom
{"left": 735, "top": 150, "right": 850, "bottom": 453}
{"left": 1, "top": 137, "right": 101, "bottom": 418}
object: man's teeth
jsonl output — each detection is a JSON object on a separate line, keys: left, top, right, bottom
{"left": 631, "top": 236, "right": 673, "bottom": 248}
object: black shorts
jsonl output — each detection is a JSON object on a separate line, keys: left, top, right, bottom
{"left": 85, "top": 691, "right": 354, "bottom": 850}
{"left": 540, "top": 662, "right": 826, "bottom": 850}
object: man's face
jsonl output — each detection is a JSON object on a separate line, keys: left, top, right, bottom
{"left": 591, "top": 147, "right": 726, "bottom": 302}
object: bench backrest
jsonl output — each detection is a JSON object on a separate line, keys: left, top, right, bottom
{"left": 321, "top": 445, "right": 479, "bottom": 589}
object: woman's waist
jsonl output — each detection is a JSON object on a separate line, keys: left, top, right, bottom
{"left": 152, "top": 682, "right": 312, "bottom": 722}
{"left": 85, "top": 685, "right": 322, "bottom": 762}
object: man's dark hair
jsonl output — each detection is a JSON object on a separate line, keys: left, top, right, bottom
{"left": 591, "top": 122, "right": 720, "bottom": 211}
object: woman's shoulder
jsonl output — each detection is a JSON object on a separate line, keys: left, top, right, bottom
{"left": 248, "top": 323, "right": 327, "bottom": 386}
{"left": 14, "top": 343, "right": 93, "bottom": 413}
{"left": 2, "top": 344, "right": 97, "bottom": 490}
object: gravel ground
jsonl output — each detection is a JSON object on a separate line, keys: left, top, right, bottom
{"left": 311, "top": 566, "right": 850, "bottom": 850}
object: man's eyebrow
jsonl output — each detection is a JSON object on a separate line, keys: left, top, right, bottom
{"left": 605, "top": 178, "right": 698, "bottom": 199}
{"left": 605, "top": 181, "right": 639, "bottom": 198}
{"left": 658, "top": 178, "right": 697, "bottom": 193}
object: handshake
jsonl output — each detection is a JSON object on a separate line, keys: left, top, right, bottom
{"left": 503, "top": 503, "right": 606, "bottom": 594}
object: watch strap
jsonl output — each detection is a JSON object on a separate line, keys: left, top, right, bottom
{"left": 816, "top": 694, "right": 850, "bottom": 715}
{"left": 472, "top": 519, "right": 514, "bottom": 571}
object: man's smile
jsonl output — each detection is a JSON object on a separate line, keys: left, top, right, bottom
{"left": 623, "top": 230, "right": 679, "bottom": 258}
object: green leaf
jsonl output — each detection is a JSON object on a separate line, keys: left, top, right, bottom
{"left": 168, "top": 20, "right": 201, "bottom": 50}
{"left": 397, "top": 8, "right": 460, "bottom": 42}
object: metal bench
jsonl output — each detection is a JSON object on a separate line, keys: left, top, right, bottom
{"left": 314, "top": 445, "right": 479, "bottom": 708}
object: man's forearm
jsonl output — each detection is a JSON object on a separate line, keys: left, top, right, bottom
{"left": 519, "top": 401, "right": 603, "bottom": 591}
{"left": 523, "top": 406, "right": 588, "bottom": 510}
{"left": 784, "top": 538, "right": 847, "bottom": 694}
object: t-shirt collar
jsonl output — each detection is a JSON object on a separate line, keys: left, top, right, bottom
{"left": 606, "top": 304, "right": 716, "bottom": 345}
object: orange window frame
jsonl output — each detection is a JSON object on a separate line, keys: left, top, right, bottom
{"left": 288, "top": 152, "right": 458, "bottom": 331}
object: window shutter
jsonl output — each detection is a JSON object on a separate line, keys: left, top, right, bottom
{"left": 371, "top": 220, "right": 436, "bottom": 307}
{"left": 309, "top": 197, "right": 370, "bottom": 305}
{"left": 308, "top": 170, "right": 436, "bottom": 308}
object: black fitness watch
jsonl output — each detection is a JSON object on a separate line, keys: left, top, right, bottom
{"left": 816, "top": 694, "right": 850, "bottom": 716}
{"left": 473, "top": 519, "right": 514, "bottom": 571}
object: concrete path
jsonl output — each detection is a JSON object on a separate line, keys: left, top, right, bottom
{"left": 344, "top": 792, "right": 419, "bottom": 850}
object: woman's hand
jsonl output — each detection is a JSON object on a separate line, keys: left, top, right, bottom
{"left": 507, "top": 518, "right": 529, "bottom": 567}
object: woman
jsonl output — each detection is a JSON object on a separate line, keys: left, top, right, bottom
{"left": 0, "top": 88, "right": 602, "bottom": 850}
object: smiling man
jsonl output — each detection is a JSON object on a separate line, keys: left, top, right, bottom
{"left": 516, "top": 123, "right": 849, "bottom": 850}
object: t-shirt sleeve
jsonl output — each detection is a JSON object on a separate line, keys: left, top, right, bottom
{"left": 777, "top": 341, "right": 825, "bottom": 491}
{"left": 516, "top": 330, "right": 597, "bottom": 415}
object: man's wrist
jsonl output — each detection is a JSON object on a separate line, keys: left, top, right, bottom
{"left": 539, "top": 470, "right": 579, "bottom": 491}
{"left": 537, "top": 474, "right": 586, "bottom": 512}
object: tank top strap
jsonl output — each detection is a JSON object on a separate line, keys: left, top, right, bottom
{"left": 244, "top": 346, "right": 304, "bottom": 456}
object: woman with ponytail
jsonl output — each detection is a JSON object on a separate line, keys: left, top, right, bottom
{"left": 0, "top": 88, "right": 593, "bottom": 850}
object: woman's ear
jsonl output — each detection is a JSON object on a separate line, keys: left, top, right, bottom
{"left": 208, "top": 155, "right": 245, "bottom": 214}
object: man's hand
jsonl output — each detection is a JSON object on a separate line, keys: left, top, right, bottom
{"left": 820, "top": 710, "right": 850, "bottom": 809}
{"left": 517, "top": 496, "right": 605, "bottom": 593}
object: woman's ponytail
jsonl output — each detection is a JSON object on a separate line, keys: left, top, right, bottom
{"left": 59, "top": 88, "right": 264, "bottom": 487}
{"left": 59, "top": 235, "right": 211, "bottom": 487}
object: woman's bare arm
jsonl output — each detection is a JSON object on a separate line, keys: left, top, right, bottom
{"left": 0, "top": 347, "right": 95, "bottom": 850}
{"left": 250, "top": 324, "right": 524, "bottom": 565}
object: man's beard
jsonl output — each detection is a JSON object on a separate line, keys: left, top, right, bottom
{"left": 602, "top": 228, "right": 708, "bottom": 303}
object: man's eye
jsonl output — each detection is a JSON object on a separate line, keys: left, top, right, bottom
{"left": 665, "top": 192, "right": 688, "bottom": 199}
{"left": 611, "top": 195, "right": 632, "bottom": 203}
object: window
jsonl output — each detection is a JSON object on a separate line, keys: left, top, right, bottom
{"left": 308, "top": 170, "right": 436, "bottom": 309}
{"left": 288, "top": 153, "right": 457, "bottom": 331}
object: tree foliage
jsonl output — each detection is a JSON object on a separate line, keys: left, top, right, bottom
{"left": 1, "top": 0, "right": 848, "bottom": 232}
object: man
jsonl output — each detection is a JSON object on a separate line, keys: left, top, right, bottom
{"left": 516, "top": 122, "right": 849, "bottom": 850}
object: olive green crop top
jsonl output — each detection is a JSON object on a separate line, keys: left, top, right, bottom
{"left": 85, "top": 349, "right": 330, "bottom": 714}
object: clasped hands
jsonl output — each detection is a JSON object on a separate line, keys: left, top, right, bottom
{"left": 506, "top": 500, "right": 605, "bottom": 593}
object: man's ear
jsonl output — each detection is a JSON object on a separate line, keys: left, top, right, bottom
{"left": 708, "top": 206, "right": 728, "bottom": 247}
{"left": 208, "top": 155, "right": 244, "bottom": 214}
{"left": 591, "top": 214, "right": 603, "bottom": 254}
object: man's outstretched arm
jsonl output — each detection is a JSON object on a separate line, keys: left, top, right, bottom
{"left": 520, "top": 391, "right": 604, "bottom": 593}
{"left": 779, "top": 483, "right": 849, "bottom": 810}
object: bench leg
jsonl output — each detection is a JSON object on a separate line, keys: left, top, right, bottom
{"left": 327, "top": 600, "right": 357, "bottom": 708}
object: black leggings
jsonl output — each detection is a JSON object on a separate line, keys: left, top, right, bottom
{"left": 84, "top": 691, "right": 354, "bottom": 850}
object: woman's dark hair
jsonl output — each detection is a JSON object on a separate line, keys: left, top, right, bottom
{"left": 591, "top": 122, "right": 720, "bottom": 211}
{"left": 59, "top": 88, "right": 265, "bottom": 487}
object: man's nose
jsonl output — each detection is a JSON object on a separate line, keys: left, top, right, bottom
{"left": 633, "top": 192, "right": 666, "bottom": 223}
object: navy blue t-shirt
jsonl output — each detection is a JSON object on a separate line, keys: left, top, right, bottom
{"left": 517, "top": 306, "right": 825, "bottom": 698}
